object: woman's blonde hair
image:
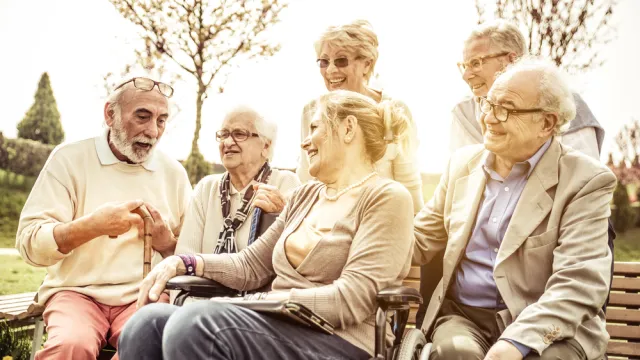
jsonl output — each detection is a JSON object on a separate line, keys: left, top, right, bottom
{"left": 314, "top": 20, "right": 379, "bottom": 81}
{"left": 312, "top": 90, "right": 414, "bottom": 163}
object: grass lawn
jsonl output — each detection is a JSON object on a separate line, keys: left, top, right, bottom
{"left": 0, "top": 255, "right": 45, "bottom": 295}
{"left": 614, "top": 227, "right": 640, "bottom": 261}
{"left": 0, "top": 219, "right": 17, "bottom": 248}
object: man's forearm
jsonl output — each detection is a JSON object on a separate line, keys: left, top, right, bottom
{"left": 53, "top": 214, "right": 103, "bottom": 254}
{"left": 157, "top": 238, "right": 177, "bottom": 258}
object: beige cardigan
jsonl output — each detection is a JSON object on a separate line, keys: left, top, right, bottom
{"left": 296, "top": 91, "right": 425, "bottom": 213}
{"left": 175, "top": 169, "right": 301, "bottom": 254}
{"left": 199, "top": 179, "right": 415, "bottom": 355}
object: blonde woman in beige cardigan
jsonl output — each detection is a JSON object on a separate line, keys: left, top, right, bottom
{"left": 118, "top": 90, "right": 415, "bottom": 360}
{"left": 297, "top": 20, "right": 424, "bottom": 213}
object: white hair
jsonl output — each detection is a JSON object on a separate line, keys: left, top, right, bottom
{"left": 105, "top": 84, "right": 129, "bottom": 122}
{"left": 466, "top": 20, "right": 528, "bottom": 57}
{"left": 223, "top": 105, "right": 278, "bottom": 161}
{"left": 497, "top": 56, "right": 576, "bottom": 134}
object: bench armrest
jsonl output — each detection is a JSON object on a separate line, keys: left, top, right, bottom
{"left": 376, "top": 286, "right": 422, "bottom": 308}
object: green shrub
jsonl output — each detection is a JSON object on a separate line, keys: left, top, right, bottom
{"left": 0, "top": 169, "right": 36, "bottom": 193}
{"left": 0, "top": 137, "right": 54, "bottom": 178}
{"left": 612, "top": 182, "right": 637, "bottom": 233}
{"left": 0, "top": 188, "right": 28, "bottom": 220}
{"left": 0, "top": 321, "right": 33, "bottom": 360}
{"left": 183, "top": 150, "right": 212, "bottom": 186}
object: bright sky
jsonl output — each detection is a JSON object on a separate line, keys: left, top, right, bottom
{"left": 1, "top": 0, "right": 639, "bottom": 173}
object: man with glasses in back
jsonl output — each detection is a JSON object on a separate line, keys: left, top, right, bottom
{"left": 449, "top": 20, "right": 604, "bottom": 157}
{"left": 16, "top": 77, "right": 192, "bottom": 359}
{"left": 415, "top": 19, "right": 613, "bottom": 330}
{"left": 414, "top": 57, "right": 613, "bottom": 359}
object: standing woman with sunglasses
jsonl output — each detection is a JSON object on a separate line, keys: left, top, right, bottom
{"left": 174, "top": 105, "right": 300, "bottom": 258}
{"left": 297, "top": 20, "right": 424, "bottom": 213}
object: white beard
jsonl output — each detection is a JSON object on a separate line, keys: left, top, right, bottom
{"left": 110, "top": 114, "right": 158, "bottom": 164}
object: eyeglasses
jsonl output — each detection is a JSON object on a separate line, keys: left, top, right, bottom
{"left": 479, "top": 97, "right": 545, "bottom": 122}
{"left": 457, "top": 52, "right": 510, "bottom": 74}
{"left": 317, "top": 57, "right": 353, "bottom": 68}
{"left": 113, "top": 77, "right": 174, "bottom": 98}
{"left": 215, "top": 129, "right": 260, "bottom": 142}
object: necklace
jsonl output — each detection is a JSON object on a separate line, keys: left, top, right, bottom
{"left": 321, "top": 172, "right": 378, "bottom": 201}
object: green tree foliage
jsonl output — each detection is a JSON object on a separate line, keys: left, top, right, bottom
{"left": 183, "top": 150, "right": 212, "bottom": 185}
{"left": 17, "top": 73, "right": 65, "bottom": 145}
{"left": 612, "top": 182, "right": 637, "bottom": 233}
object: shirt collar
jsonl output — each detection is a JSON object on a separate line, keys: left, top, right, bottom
{"left": 94, "top": 129, "right": 159, "bottom": 171}
{"left": 483, "top": 138, "right": 552, "bottom": 179}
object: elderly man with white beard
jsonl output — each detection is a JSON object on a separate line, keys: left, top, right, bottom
{"left": 16, "top": 77, "right": 192, "bottom": 360}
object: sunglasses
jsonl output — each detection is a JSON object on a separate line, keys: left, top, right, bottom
{"left": 316, "top": 57, "right": 353, "bottom": 68}
{"left": 113, "top": 77, "right": 174, "bottom": 98}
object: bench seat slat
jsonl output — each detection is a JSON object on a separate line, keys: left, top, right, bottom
{"left": 614, "top": 262, "right": 640, "bottom": 277}
{"left": 607, "top": 324, "right": 640, "bottom": 340}
{"left": 0, "top": 299, "right": 36, "bottom": 309}
{"left": 0, "top": 304, "right": 34, "bottom": 314}
{"left": 0, "top": 292, "right": 37, "bottom": 301}
{"left": 606, "top": 309, "right": 640, "bottom": 324}
{"left": 607, "top": 341, "right": 640, "bottom": 357}
{"left": 609, "top": 293, "right": 640, "bottom": 307}
{"left": 612, "top": 278, "right": 640, "bottom": 292}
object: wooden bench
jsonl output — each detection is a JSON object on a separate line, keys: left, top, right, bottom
{"left": 403, "top": 262, "right": 640, "bottom": 359}
{"left": 607, "top": 262, "right": 640, "bottom": 359}
{"left": 0, "top": 292, "right": 45, "bottom": 360}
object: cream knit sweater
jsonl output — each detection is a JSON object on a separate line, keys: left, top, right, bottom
{"left": 16, "top": 132, "right": 192, "bottom": 306}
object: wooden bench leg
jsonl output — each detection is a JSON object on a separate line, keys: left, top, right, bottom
{"left": 30, "top": 316, "right": 45, "bottom": 360}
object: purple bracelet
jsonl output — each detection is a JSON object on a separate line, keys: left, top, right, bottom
{"left": 177, "top": 254, "right": 197, "bottom": 276}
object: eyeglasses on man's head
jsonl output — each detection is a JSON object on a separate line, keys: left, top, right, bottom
{"left": 113, "top": 77, "right": 174, "bottom": 98}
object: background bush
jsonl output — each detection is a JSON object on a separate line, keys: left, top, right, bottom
{"left": 0, "top": 135, "right": 54, "bottom": 178}
{"left": 612, "top": 182, "right": 638, "bottom": 233}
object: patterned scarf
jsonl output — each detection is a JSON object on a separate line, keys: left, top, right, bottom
{"left": 214, "top": 162, "right": 272, "bottom": 254}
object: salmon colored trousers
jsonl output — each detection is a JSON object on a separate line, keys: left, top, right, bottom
{"left": 35, "top": 290, "right": 168, "bottom": 360}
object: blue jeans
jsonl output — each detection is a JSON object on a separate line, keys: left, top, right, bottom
{"left": 118, "top": 301, "right": 370, "bottom": 360}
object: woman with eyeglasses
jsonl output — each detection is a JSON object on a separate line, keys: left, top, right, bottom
{"left": 296, "top": 20, "right": 424, "bottom": 213}
{"left": 118, "top": 90, "right": 415, "bottom": 360}
{"left": 174, "top": 105, "right": 300, "bottom": 257}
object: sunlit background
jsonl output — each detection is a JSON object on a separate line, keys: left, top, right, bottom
{"left": 1, "top": 0, "right": 639, "bottom": 173}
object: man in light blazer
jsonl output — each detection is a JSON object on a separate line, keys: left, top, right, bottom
{"left": 414, "top": 57, "right": 615, "bottom": 360}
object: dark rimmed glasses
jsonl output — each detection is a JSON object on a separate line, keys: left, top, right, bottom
{"left": 215, "top": 129, "right": 260, "bottom": 142}
{"left": 479, "top": 97, "right": 545, "bottom": 122}
{"left": 114, "top": 77, "right": 174, "bottom": 98}
{"left": 457, "top": 52, "right": 510, "bottom": 74}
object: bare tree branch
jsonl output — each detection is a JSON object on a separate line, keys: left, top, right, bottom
{"left": 108, "top": 0, "right": 287, "bottom": 168}
{"left": 476, "top": 0, "right": 617, "bottom": 73}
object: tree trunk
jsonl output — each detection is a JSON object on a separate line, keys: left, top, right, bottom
{"left": 191, "top": 85, "right": 206, "bottom": 154}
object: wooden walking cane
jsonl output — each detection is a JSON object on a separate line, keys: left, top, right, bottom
{"left": 133, "top": 205, "right": 153, "bottom": 278}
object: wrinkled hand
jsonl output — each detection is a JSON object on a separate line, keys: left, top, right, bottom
{"left": 484, "top": 340, "right": 523, "bottom": 360}
{"left": 91, "top": 200, "right": 144, "bottom": 237}
{"left": 142, "top": 202, "right": 176, "bottom": 256}
{"left": 253, "top": 184, "right": 285, "bottom": 213}
{"left": 137, "top": 255, "right": 183, "bottom": 309}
